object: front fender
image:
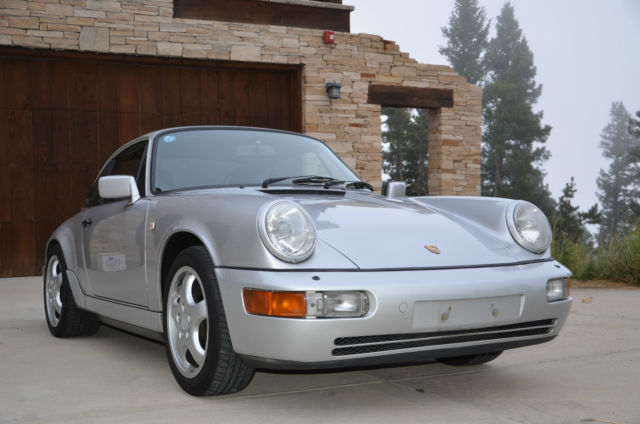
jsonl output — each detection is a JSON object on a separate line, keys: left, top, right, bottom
{"left": 146, "top": 196, "right": 357, "bottom": 311}
{"left": 411, "top": 196, "right": 552, "bottom": 261}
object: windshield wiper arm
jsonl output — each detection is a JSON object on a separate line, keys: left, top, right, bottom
{"left": 261, "top": 175, "right": 334, "bottom": 188}
{"left": 293, "top": 176, "right": 338, "bottom": 185}
{"left": 261, "top": 175, "right": 368, "bottom": 189}
{"left": 323, "top": 180, "right": 374, "bottom": 191}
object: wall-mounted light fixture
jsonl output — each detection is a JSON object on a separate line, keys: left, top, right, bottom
{"left": 325, "top": 82, "right": 341, "bottom": 100}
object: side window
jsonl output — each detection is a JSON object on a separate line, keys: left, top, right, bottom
{"left": 85, "top": 141, "right": 148, "bottom": 207}
{"left": 85, "top": 161, "right": 114, "bottom": 207}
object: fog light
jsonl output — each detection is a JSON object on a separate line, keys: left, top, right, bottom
{"left": 547, "top": 278, "right": 570, "bottom": 302}
{"left": 307, "top": 291, "right": 369, "bottom": 318}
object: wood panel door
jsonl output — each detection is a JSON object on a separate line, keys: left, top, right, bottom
{"left": 0, "top": 47, "right": 302, "bottom": 277}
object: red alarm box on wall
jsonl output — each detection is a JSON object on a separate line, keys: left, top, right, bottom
{"left": 323, "top": 30, "right": 335, "bottom": 44}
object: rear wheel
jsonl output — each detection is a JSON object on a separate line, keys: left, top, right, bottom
{"left": 163, "top": 246, "right": 254, "bottom": 396}
{"left": 437, "top": 351, "right": 503, "bottom": 366}
{"left": 44, "top": 245, "right": 100, "bottom": 337}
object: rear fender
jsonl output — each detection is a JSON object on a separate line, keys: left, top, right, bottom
{"left": 45, "top": 213, "right": 90, "bottom": 303}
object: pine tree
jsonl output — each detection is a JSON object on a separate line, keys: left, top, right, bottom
{"left": 597, "top": 102, "right": 640, "bottom": 243}
{"left": 629, "top": 111, "right": 640, "bottom": 220}
{"left": 553, "top": 178, "right": 583, "bottom": 241}
{"left": 439, "top": 0, "right": 490, "bottom": 85}
{"left": 382, "top": 108, "right": 429, "bottom": 196}
{"left": 481, "top": 3, "right": 554, "bottom": 216}
{"left": 404, "top": 109, "right": 429, "bottom": 196}
{"left": 382, "top": 107, "right": 412, "bottom": 183}
{"left": 631, "top": 111, "right": 640, "bottom": 136}
{"left": 552, "top": 177, "right": 600, "bottom": 243}
{"left": 629, "top": 110, "right": 640, "bottom": 162}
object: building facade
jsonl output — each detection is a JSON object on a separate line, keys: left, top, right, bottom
{"left": 0, "top": 0, "right": 481, "bottom": 276}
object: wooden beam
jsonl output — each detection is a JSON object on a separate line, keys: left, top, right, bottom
{"left": 174, "top": 0, "right": 351, "bottom": 32}
{"left": 368, "top": 85, "right": 454, "bottom": 109}
{"left": 0, "top": 46, "right": 302, "bottom": 72}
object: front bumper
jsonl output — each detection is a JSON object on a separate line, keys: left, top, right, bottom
{"left": 215, "top": 260, "right": 572, "bottom": 369}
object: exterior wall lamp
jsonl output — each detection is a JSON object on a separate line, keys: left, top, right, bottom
{"left": 325, "top": 82, "right": 341, "bottom": 100}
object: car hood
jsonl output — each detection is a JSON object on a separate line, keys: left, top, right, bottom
{"left": 156, "top": 188, "right": 539, "bottom": 270}
{"left": 294, "top": 192, "right": 521, "bottom": 269}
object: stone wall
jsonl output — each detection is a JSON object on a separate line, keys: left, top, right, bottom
{"left": 0, "top": 0, "right": 482, "bottom": 195}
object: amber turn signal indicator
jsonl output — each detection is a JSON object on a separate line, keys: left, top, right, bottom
{"left": 243, "top": 289, "right": 306, "bottom": 318}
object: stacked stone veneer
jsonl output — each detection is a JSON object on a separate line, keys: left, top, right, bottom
{"left": 0, "top": 0, "right": 481, "bottom": 195}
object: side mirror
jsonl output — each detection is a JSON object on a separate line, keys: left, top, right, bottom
{"left": 98, "top": 175, "right": 140, "bottom": 204}
{"left": 382, "top": 181, "right": 406, "bottom": 198}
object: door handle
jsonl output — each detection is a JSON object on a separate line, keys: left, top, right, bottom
{"left": 81, "top": 218, "right": 93, "bottom": 228}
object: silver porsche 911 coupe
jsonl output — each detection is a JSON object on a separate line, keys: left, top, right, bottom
{"left": 44, "top": 126, "right": 572, "bottom": 396}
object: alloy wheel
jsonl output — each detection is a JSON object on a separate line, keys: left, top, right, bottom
{"left": 45, "top": 255, "right": 64, "bottom": 327}
{"left": 166, "top": 266, "right": 209, "bottom": 378}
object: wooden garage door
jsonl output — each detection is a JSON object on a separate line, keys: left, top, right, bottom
{"left": 0, "top": 47, "right": 302, "bottom": 277}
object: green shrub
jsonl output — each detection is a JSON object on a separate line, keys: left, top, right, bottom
{"left": 597, "top": 225, "right": 640, "bottom": 285}
{"left": 552, "top": 224, "right": 640, "bottom": 285}
{"left": 551, "top": 234, "right": 597, "bottom": 280}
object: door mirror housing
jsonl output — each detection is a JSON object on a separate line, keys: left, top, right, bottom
{"left": 382, "top": 181, "right": 407, "bottom": 198}
{"left": 98, "top": 175, "right": 140, "bottom": 204}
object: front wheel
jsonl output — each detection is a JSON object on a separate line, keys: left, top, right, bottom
{"left": 437, "top": 351, "right": 503, "bottom": 366}
{"left": 163, "top": 246, "right": 254, "bottom": 396}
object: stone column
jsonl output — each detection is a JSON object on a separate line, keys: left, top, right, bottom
{"left": 428, "top": 84, "right": 482, "bottom": 196}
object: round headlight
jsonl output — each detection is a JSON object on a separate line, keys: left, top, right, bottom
{"left": 258, "top": 201, "right": 316, "bottom": 263}
{"left": 506, "top": 201, "right": 552, "bottom": 253}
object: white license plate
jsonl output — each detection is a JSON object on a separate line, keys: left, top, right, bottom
{"left": 412, "top": 295, "right": 523, "bottom": 330}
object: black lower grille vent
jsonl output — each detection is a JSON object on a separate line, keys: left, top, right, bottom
{"left": 332, "top": 319, "right": 555, "bottom": 357}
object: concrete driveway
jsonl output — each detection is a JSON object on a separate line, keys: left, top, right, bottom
{"left": 1, "top": 277, "right": 639, "bottom": 424}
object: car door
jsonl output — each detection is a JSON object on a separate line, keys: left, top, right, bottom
{"left": 81, "top": 141, "right": 150, "bottom": 306}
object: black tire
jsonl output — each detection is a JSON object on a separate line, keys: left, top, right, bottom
{"left": 437, "top": 351, "right": 503, "bottom": 366}
{"left": 163, "top": 246, "right": 255, "bottom": 396}
{"left": 44, "top": 244, "right": 100, "bottom": 337}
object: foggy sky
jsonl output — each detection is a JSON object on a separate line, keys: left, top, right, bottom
{"left": 349, "top": 0, "right": 640, "bottom": 212}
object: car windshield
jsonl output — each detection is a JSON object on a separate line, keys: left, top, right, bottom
{"left": 153, "top": 129, "right": 359, "bottom": 192}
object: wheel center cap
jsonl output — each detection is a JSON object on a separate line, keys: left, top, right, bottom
{"left": 178, "top": 312, "right": 189, "bottom": 331}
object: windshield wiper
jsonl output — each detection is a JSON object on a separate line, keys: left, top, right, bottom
{"left": 294, "top": 176, "right": 339, "bottom": 185}
{"left": 261, "top": 175, "right": 371, "bottom": 190}
{"left": 261, "top": 175, "right": 335, "bottom": 188}
{"left": 323, "top": 180, "right": 374, "bottom": 191}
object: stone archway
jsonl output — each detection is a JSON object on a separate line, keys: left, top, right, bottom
{"left": 368, "top": 84, "right": 479, "bottom": 196}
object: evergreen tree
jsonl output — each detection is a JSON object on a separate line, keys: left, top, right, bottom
{"left": 597, "top": 102, "right": 640, "bottom": 243}
{"left": 629, "top": 110, "right": 640, "bottom": 162}
{"left": 439, "top": 0, "right": 490, "bottom": 85}
{"left": 382, "top": 107, "right": 412, "bottom": 183}
{"left": 553, "top": 178, "right": 583, "bottom": 241}
{"left": 552, "top": 177, "right": 600, "bottom": 243}
{"left": 482, "top": 3, "right": 554, "bottom": 216}
{"left": 629, "top": 111, "right": 640, "bottom": 221}
{"left": 382, "top": 107, "right": 429, "bottom": 196}
{"left": 630, "top": 111, "right": 640, "bottom": 137}
{"left": 405, "top": 109, "right": 429, "bottom": 196}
